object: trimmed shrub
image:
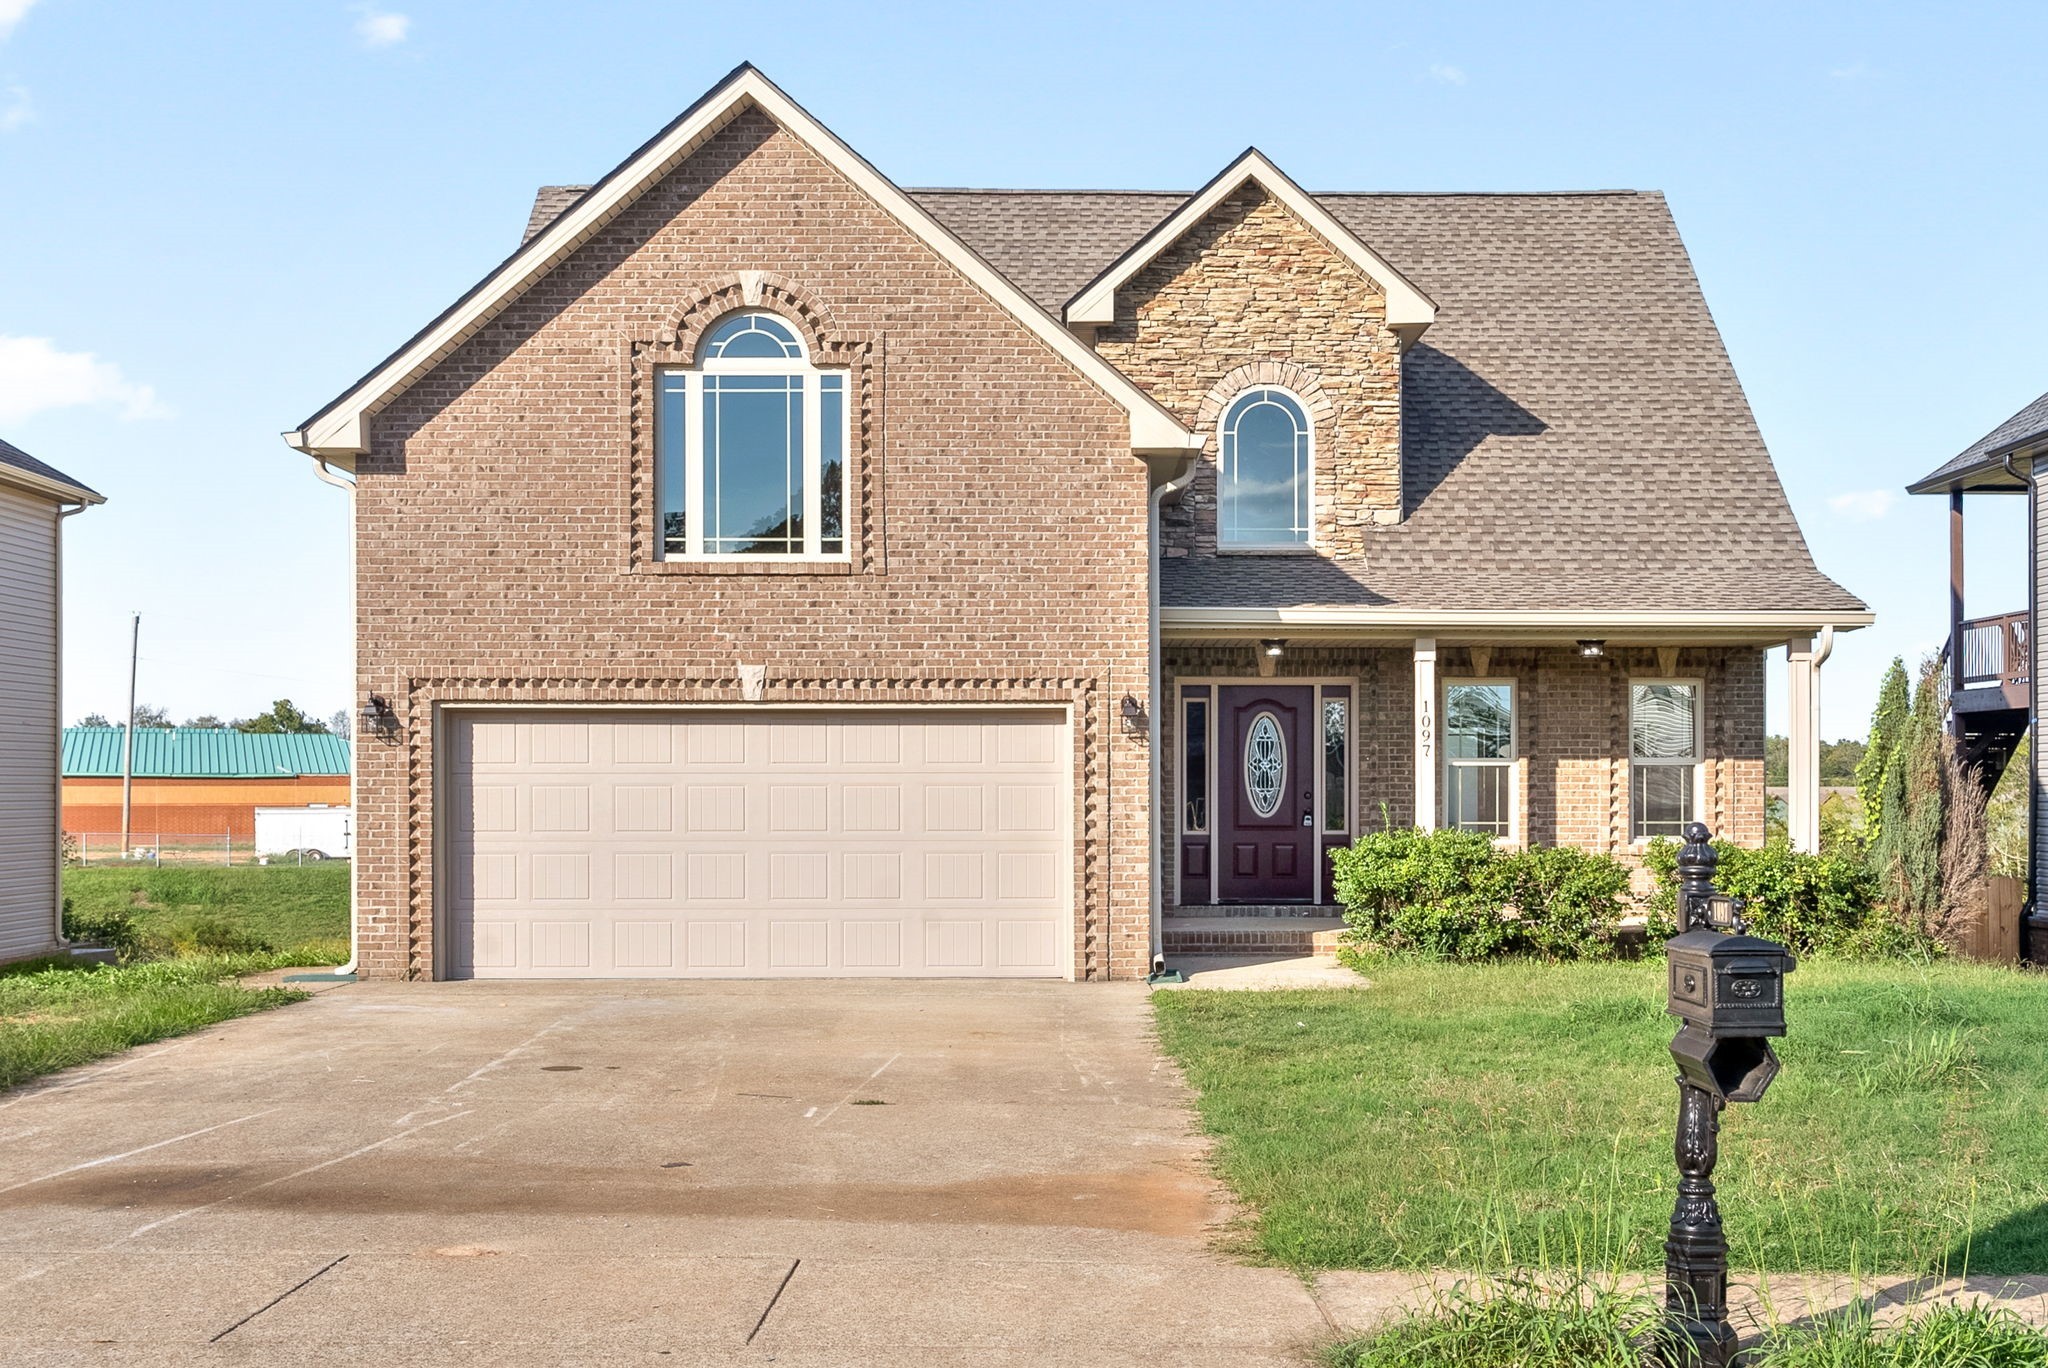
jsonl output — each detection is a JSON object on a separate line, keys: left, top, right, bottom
{"left": 1331, "top": 829, "right": 1632, "bottom": 962}
{"left": 1642, "top": 836, "right": 1930, "bottom": 959}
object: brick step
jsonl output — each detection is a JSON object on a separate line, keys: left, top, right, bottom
{"left": 1162, "top": 916, "right": 1347, "bottom": 957}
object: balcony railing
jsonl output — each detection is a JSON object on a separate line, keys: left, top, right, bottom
{"left": 1959, "top": 610, "right": 2030, "bottom": 692}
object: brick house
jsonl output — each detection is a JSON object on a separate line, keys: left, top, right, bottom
{"left": 285, "top": 66, "right": 1866, "bottom": 981}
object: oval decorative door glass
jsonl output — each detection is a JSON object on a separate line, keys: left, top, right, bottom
{"left": 1244, "top": 712, "right": 1286, "bottom": 818}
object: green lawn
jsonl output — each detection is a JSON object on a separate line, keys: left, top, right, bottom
{"left": 0, "top": 865, "right": 353, "bottom": 1092}
{"left": 63, "top": 864, "right": 349, "bottom": 961}
{"left": 1152, "top": 958, "right": 2048, "bottom": 1275}
{"left": 0, "top": 954, "right": 310, "bottom": 1091}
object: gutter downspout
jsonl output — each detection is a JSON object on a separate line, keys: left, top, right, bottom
{"left": 308, "top": 457, "right": 360, "bottom": 978}
{"left": 1147, "top": 455, "right": 1200, "bottom": 979}
{"left": 53, "top": 501, "right": 89, "bottom": 951}
{"left": 2003, "top": 453, "right": 2042, "bottom": 958}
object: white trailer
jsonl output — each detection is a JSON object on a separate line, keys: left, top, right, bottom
{"left": 255, "top": 805, "right": 352, "bottom": 862}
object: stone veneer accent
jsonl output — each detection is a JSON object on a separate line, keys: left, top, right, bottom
{"left": 1160, "top": 644, "right": 1766, "bottom": 908}
{"left": 1091, "top": 187, "right": 1404, "bottom": 555}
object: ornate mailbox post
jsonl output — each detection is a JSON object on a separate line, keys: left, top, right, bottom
{"left": 1660, "top": 823, "right": 1796, "bottom": 1368}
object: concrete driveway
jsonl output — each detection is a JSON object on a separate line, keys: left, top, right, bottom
{"left": 0, "top": 980, "right": 1336, "bottom": 1365}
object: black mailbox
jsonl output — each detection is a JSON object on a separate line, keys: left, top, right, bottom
{"left": 1665, "top": 928, "right": 1796, "bottom": 1037}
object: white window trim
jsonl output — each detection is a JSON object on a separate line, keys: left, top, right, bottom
{"left": 1628, "top": 676, "right": 1706, "bottom": 845}
{"left": 1216, "top": 385, "right": 1314, "bottom": 553}
{"left": 659, "top": 318, "right": 851, "bottom": 563}
{"left": 1443, "top": 677, "right": 1519, "bottom": 846}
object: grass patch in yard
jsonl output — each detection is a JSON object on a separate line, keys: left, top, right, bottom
{"left": 63, "top": 864, "right": 348, "bottom": 963}
{"left": 1153, "top": 959, "right": 2048, "bottom": 1275}
{"left": 1323, "top": 1278, "right": 2048, "bottom": 1367}
{"left": 0, "top": 955, "right": 310, "bottom": 1091}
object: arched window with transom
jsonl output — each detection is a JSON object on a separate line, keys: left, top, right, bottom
{"left": 1218, "top": 387, "right": 1311, "bottom": 549}
{"left": 655, "top": 312, "right": 848, "bottom": 559}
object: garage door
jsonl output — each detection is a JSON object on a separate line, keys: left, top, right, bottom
{"left": 444, "top": 709, "right": 1071, "bottom": 979}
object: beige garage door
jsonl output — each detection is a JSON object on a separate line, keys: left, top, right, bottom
{"left": 444, "top": 709, "right": 1071, "bottom": 979}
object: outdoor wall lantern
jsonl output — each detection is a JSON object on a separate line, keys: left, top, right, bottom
{"left": 359, "top": 692, "right": 399, "bottom": 741}
{"left": 1577, "top": 638, "right": 1606, "bottom": 657}
{"left": 1119, "top": 694, "right": 1147, "bottom": 735}
{"left": 1659, "top": 822, "right": 1797, "bottom": 1368}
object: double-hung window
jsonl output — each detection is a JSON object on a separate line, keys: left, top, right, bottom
{"left": 1630, "top": 682, "right": 1701, "bottom": 839}
{"left": 656, "top": 312, "right": 848, "bottom": 560}
{"left": 1444, "top": 681, "right": 1514, "bottom": 838}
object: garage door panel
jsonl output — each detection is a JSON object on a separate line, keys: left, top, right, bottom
{"left": 446, "top": 710, "right": 1069, "bottom": 980}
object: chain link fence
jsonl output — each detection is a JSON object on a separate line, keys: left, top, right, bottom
{"left": 68, "top": 833, "right": 345, "bottom": 867}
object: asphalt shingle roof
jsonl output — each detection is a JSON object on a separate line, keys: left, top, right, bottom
{"left": 523, "top": 183, "right": 1863, "bottom": 616}
{"left": 1910, "top": 388, "right": 2048, "bottom": 493}
{"left": 0, "top": 437, "right": 100, "bottom": 501}
{"left": 62, "top": 728, "right": 352, "bottom": 778}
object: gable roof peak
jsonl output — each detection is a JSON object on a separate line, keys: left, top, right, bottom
{"left": 285, "top": 64, "right": 1197, "bottom": 464}
{"left": 1063, "top": 147, "right": 1438, "bottom": 341}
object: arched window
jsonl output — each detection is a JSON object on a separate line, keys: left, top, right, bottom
{"left": 655, "top": 312, "right": 848, "bottom": 559}
{"left": 1218, "top": 388, "right": 1311, "bottom": 548}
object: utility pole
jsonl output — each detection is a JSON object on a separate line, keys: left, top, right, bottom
{"left": 120, "top": 613, "right": 138, "bottom": 857}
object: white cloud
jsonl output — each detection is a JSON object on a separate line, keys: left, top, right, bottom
{"left": 0, "top": 335, "right": 170, "bottom": 426}
{"left": 353, "top": 6, "right": 410, "bottom": 48}
{"left": 0, "top": 0, "right": 39, "bottom": 40}
{"left": 0, "top": 85, "right": 31, "bottom": 133}
{"left": 1426, "top": 63, "right": 1468, "bottom": 86}
{"left": 1827, "top": 488, "right": 1897, "bottom": 521}
{"left": 1828, "top": 61, "right": 1874, "bottom": 81}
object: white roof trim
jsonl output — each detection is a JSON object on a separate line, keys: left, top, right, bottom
{"left": 286, "top": 65, "right": 1199, "bottom": 460}
{"left": 0, "top": 462, "right": 103, "bottom": 505}
{"left": 1065, "top": 149, "right": 1439, "bottom": 335}
{"left": 1162, "top": 606, "right": 1873, "bottom": 645}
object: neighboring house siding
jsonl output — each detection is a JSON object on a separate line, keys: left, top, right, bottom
{"left": 1092, "top": 188, "right": 1403, "bottom": 555}
{"left": 1157, "top": 645, "right": 1765, "bottom": 907}
{"left": 2036, "top": 475, "right": 2046, "bottom": 918}
{"left": 355, "top": 109, "right": 1151, "bottom": 980}
{"left": 0, "top": 484, "right": 59, "bottom": 962}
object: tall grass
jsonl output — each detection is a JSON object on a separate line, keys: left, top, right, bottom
{"left": 0, "top": 954, "right": 310, "bottom": 1090}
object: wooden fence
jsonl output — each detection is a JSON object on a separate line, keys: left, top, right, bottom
{"left": 1954, "top": 875, "right": 2025, "bottom": 964}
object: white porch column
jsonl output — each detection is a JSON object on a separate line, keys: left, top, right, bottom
{"left": 1414, "top": 638, "right": 1438, "bottom": 831}
{"left": 1785, "top": 634, "right": 1818, "bottom": 853}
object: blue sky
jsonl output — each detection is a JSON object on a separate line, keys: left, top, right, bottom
{"left": 2, "top": 0, "right": 2038, "bottom": 738}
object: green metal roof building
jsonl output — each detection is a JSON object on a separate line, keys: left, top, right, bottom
{"left": 61, "top": 728, "right": 352, "bottom": 778}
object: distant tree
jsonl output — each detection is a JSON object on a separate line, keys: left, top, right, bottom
{"left": 76, "top": 712, "right": 112, "bottom": 728}
{"left": 132, "top": 704, "right": 173, "bottom": 729}
{"left": 1857, "top": 658, "right": 1911, "bottom": 846}
{"left": 329, "top": 709, "right": 351, "bottom": 741}
{"left": 1989, "top": 735, "right": 2030, "bottom": 879}
{"left": 183, "top": 715, "right": 227, "bottom": 729}
{"left": 235, "top": 699, "right": 331, "bottom": 735}
{"left": 1765, "top": 735, "right": 1788, "bottom": 786}
{"left": 1818, "top": 738, "right": 1866, "bottom": 786}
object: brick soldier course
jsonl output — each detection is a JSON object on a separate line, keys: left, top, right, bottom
{"left": 287, "top": 66, "right": 1865, "bottom": 981}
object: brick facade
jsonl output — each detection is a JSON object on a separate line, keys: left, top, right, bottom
{"left": 341, "top": 97, "right": 1788, "bottom": 979}
{"left": 352, "top": 110, "right": 1153, "bottom": 980}
{"left": 1091, "top": 188, "right": 1405, "bottom": 555}
{"left": 1159, "top": 645, "right": 1766, "bottom": 908}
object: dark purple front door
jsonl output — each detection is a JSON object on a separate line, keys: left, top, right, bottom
{"left": 1217, "top": 684, "right": 1315, "bottom": 902}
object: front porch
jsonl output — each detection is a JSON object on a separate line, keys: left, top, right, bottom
{"left": 1156, "top": 635, "right": 1835, "bottom": 951}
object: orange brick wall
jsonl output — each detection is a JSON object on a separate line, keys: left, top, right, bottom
{"left": 62, "top": 776, "right": 349, "bottom": 841}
